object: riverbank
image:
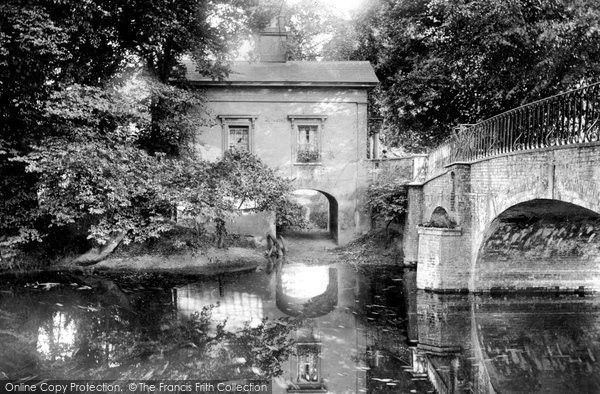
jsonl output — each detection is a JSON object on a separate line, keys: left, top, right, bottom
{"left": 0, "top": 228, "right": 403, "bottom": 277}
{"left": 335, "top": 229, "right": 404, "bottom": 267}
{"left": 0, "top": 226, "right": 269, "bottom": 276}
{"left": 93, "top": 246, "right": 265, "bottom": 275}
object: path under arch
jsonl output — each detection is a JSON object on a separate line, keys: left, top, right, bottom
{"left": 281, "top": 230, "right": 339, "bottom": 265}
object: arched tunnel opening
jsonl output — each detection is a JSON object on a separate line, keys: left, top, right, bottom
{"left": 285, "top": 189, "right": 338, "bottom": 242}
{"left": 475, "top": 199, "right": 600, "bottom": 292}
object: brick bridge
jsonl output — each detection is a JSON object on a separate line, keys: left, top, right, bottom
{"left": 403, "top": 83, "right": 600, "bottom": 292}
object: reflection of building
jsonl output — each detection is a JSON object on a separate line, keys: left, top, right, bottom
{"left": 174, "top": 263, "right": 367, "bottom": 393}
{"left": 276, "top": 265, "right": 338, "bottom": 318}
{"left": 37, "top": 311, "right": 77, "bottom": 361}
{"left": 177, "top": 282, "right": 266, "bottom": 329}
{"left": 274, "top": 264, "right": 366, "bottom": 394}
{"left": 175, "top": 273, "right": 277, "bottom": 330}
{"left": 289, "top": 321, "right": 325, "bottom": 393}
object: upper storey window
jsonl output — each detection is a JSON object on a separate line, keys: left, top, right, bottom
{"left": 228, "top": 125, "right": 250, "bottom": 152}
{"left": 288, "top": 115, "right": 327, "bottom": 165}
{"left": 218, "top": 115, "right": 258, "bottom": 155}
{"left": 297, "top": 125, "right": 319, "bottom": 163}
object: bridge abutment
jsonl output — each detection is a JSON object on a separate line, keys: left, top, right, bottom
{"left": 416, "top": 227, "right": 469, "bottom": 291}
{"left": 405, "top": 163, "right": 474, "bottom": 292}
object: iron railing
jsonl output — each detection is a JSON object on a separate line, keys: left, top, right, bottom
{"left": 424, "top": 82, "right": 600, "bottom": 179}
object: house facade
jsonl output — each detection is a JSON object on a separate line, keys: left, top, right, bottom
{"left": 185, "top": 21, "right": 379, "bottom": 245}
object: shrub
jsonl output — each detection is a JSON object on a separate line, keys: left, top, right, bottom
{"left": 367, "top": 183, "right": 407, "bottom": 230}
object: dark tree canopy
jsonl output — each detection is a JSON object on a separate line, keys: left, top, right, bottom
{"left": 351, "top": 0, "right": 600, "bottom": 150}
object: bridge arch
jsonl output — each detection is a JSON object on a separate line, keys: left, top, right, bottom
{"left": 471, "top": 198, "right": 600, "bottom": 292}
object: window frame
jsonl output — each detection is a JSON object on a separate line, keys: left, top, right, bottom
{"left": 217, "top": 115, "right": 258, "bottom": 155}
{"left": 288, "top": 115, "right": 328, "bottom": 165}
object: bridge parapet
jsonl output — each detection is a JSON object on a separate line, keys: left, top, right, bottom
{"left": 422, "top": 82, "right": 600, "bottom": 182}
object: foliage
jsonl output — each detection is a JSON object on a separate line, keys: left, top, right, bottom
{"left": 296, "top": 149, "right": 320, "bottom": 163}
{"left": 284, "top": 0, "right": 345, "bottom": 61}
{"left": 85, "top": 310, "right": 299, "bottom": 380}
{"left": 247, "top": 0, "right": 353, "bottom": 61}
{"left": 0, "top": 1, "right": 291, "bottom": 262}
{"left": 309, "top": 208, "right": 328, "bottom": 230}
{"left": 10, "top": 139, "right": 290, "bottom": 249}
{"left": 275, "top": 199, "right": 308, "bottom": 234}
{"left": 367, "top": 183, "right": 407, "bottom": 227}
{"left": 352, "top": 0, "right": 600, "bottom": 150}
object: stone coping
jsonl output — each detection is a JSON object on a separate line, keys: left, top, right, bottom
{"left": 417, "top": 226, "right": 462, "bottom": 236}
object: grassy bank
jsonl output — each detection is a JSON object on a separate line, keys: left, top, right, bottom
{"left": 1, "top": 226, "right": 268, "bottom": 275}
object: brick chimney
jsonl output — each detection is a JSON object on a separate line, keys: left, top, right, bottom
{"left": 257, "top": 16, "right": 288, "bottom": 62}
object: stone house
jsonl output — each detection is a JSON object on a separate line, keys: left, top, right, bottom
{"left": 185, "top": 20, "right": 378, "bottom": 245}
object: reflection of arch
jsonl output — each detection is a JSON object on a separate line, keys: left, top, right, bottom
{"left": 471, "top": 296, "right": 600, "bottom": 393}
{"left": 414, "top": 292, "right": 600, "bottom": 393}
{"left": 291, "top": 189, "right": 339, "bottom": 242}
{"left": 276, "top": 265, "right": 338, "bottom": 318}
{"left": 472, "top": 199, "right": 600, "bottom": 291}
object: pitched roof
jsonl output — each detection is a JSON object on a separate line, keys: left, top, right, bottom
{"left": 184, "top": 60, "right": 379, "bottom": 87}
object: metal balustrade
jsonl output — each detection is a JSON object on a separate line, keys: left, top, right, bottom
{"left": 424, "top": 82, "right": 600, "bottom": 180}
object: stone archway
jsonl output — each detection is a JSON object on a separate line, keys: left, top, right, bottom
{"left": 288, "top": 189, "right": 339, "bottom": 243}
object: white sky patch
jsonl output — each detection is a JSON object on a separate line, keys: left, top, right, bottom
{"left": 286, "top": 0, "right": 364, "bottom": 19}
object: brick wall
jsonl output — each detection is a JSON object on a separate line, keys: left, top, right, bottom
{"left": 416, "top": 227, "right": 469, "bottom": 291}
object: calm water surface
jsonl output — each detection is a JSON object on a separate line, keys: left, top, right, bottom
{"left": 1, "top": 261, "right": 599, "bottom": 393}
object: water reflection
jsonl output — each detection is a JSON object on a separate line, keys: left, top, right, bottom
{"left": 409, "top": 291, "right": 600, "bottom": 393}
{"left": 174, "top": 262, "right": 367, "bottom": 393}
{"left": 177, "top": 283, "right": 266, "bottom": 328}
{"left": 276, "top": 264, "right": 338, "bottom": 318}
{"left": 5, "top": 263, "right": 598, "bottom": 392}
{"left": 281, "top": 265, "right": 330, "bottom": 299}
{"left": 37, "top": 311, "right": 77, "bottom": 361}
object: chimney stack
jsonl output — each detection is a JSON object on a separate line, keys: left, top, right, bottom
{"left": 257, "top": 16, "right": 288, "bottom": 62}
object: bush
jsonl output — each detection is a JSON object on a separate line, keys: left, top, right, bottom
{"left": 275, "top": 198, "right": 308, "bottom": 234}
{"left": 367, "top": 183, "right": 407, "bottom": 230}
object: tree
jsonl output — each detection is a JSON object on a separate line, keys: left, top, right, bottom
{"left": 245, "top": 0, "right": 352, "bottom": 61}
{"left": 354, "top": 0, "right": 600, "bottom": 150}
{"left": 284, "top": 0, "right": 343, "bottom": 61}
{"left": 366, "top": 183, "right": 407, "bottom": 232}
{"left": 0, "top": 0, "right": 289, "bottom": 262}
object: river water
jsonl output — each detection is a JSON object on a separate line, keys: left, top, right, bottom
{"left": 0, "top": 261, "right": 599, "bottom": 393}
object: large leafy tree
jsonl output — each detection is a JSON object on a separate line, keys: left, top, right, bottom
{"left": 353, "top": 0, "right": 600, "bottom": 150}
{"left": 246, "top": 0, "right": 351, "bottom": 61}
{"left": 0, "top": 0, "right": 288, "bottom": 262}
